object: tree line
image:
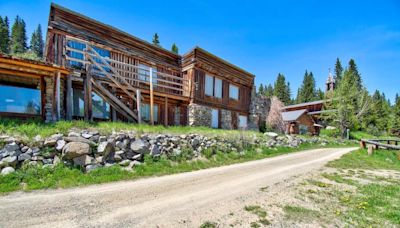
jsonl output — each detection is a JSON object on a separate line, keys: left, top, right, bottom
{"left": 258, "top": 58, "right": 400, "bottom": 137}
{"left": 0, "top": 15, "right": 43, "bottom": 59}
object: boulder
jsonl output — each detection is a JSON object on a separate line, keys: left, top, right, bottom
{"left": 4, "top": 142, "right": 19, "bottom": 152}
{"left": 63, "top": 137, "right": 96, "bottom": 146}
{"left": 21, "top": 146, "right": 29, "bottom": 153}
{"left": 128, "top": 160, "right": 142, "bottom": 169}
{"left": 81, "top": 132, "right": 93, "bottom": 139}
{"left": 98, "top": 136, "right": 107, "bottom": 142}
{"left": 131, "top": 153, "right": 142, "bottom": 160}
{"left": 53, "top": 155, "right": 61, "bottom": 166}
{"left": 73, "top": 155, "right": 93, "bottom": 167}
{"left": 150, "top": 145, "right": 161, "bottom": 157}
{"left": 18, "top": 153, "right": 31, "bottom": 162}
{"left": 50, "top": 133, "right": 63, "bottom": 140}
{"left": 130, "top": 139, "right": 149, "bottom": 154}
{"left": 44, "top": 138, "right": 57, "bottom": 147}
{"left": 62, "top": 142, "right": 91, "bottom": 160}
{"left": 2, "top": 156, "right": 17, "bottom": 168}
{"left": 68, "top": 132, "right": 80, "bottom": 137}
{"left": 119, "top": 159, "right": 131, "bottom": 166}
{"left": 56, "top": 140, "right": 66, "bottom": 151}
{"left": 264, "top": 132, "right": 278, "bottom": 140}
{"left": 97, "top": 141, "right": 113, "bottom": 158}
{"left": 86, "top": 164, "right": 100, "bottom": 172}
{"left": 1, "top": 167, "right": 15, "bottom": 175}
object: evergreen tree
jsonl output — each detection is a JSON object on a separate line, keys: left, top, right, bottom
{"left": 316, "top": 88, "right": 324, "bottom": 100}
{"left": 348, "top": 59, "right": 362, "bottom": 90}
{"left": 273, "top": 73, "right": 291, "bottom": 105}
{"left": 11, "top": 15, "right": 27, "bottom": 54}
{"left": 297, "top": 70, "right": 317, "bottom": 103}
{"left": 171, "top": 43, "right": 178, "bottom": 54}
{"left": 392, "top": 94, "right": 400, "bottom": 134}
{"left": 285, "top": 82, "right": 292, "bottom": 105}
{"left": 0, "top": 16, "right": 10, "bottom": 53}
{"left": 334, "top": 58, "right": 343, "bottom": 84}
{"left": 152, "top": 33, "right": 161, "bottom": 47}
{"left": 30, "top": 24, "right": 43, "bottom": 58}
{"left": 258, "top": 83, "right": 264, "bottom": 95}
{"left": 265, "top": 84, "right": 274, "bottom": 97}
{"left": 327, "top": 69, "right": 370, "bottom": 137}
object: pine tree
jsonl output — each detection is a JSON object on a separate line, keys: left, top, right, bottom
{"left": 297, "top": 70, "right": 317, "bottom": 103}
{"left": 152, "top": 33, "right": 161, "bottom": 47}
{"left": 11, "top": 15, "right": 27, "bottom": 54}
{"left": 392, "top": 94, "right": 400, "bottom": 134}
{"left": 171, "top": 43, "right": 178, "bottom": 54}
{"left": 258, "top": 83, "right": 264, "bottom": 95}
{"left": 30, "top": 24, "right": 44, "bottom": 58}
{"left": 285, "top": 82, "right": 292, "bottom": 105}
{"left": 265, "top": 84, "right": 274, "bottom": 97}
{"left": 0, "top": 16, "right": 10, "bottom": 53}
{"left": 348, "top": 59, "right": 362, "bottom": 90}
{"left": 316, "top": 88, "right": 324, "bottom": 100}
{"left": 334, "top": 58, "right": 343, "bottom": 84}
{"left": 273, "top": 73, "right": 290, "bottom": 105}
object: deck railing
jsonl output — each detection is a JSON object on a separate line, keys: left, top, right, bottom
{"left": 64, "top": 36, "right": 190, "bottom": 98}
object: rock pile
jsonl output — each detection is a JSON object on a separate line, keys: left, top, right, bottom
{"left": 0, "top": 130, "right": 347, "bottom": 175}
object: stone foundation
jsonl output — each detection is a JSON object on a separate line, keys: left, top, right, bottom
{"left": 188, "top": 103, "right": 212, "bottom": 127}
{"left": 220, "top": 109, "right": 232, "bottom": 130}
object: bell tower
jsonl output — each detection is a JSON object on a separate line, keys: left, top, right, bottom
{"left": 326, "top": 69, "right": 335, "bottom": 92}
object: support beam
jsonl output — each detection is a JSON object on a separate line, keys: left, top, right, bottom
{"left": 40, "top": 76, "right": 46, "bottom": 121}
{"left": 111, "top": 87, "right": 117, "bottom": 121}
{"left": 52, "top": 73, "right": 57, "bottom": 121}
{"left": 83, "top": 67, "right": 93, "bottom": 121}
{"left": 66, "top": 75, "right": 73, "bottom": 120}
{"left": 149, "top": 67, "right": 154, "bottom": 125}
{"left": 136, "top": 89, "right": 141, "bottom": 124}
{"left": 56, "top": 71, "right": 61, "bottom": 120}
{"left": 164, "top": 97, "right": 168, "bottom": 126}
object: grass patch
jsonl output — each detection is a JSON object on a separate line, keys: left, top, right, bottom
{"left": 321, "top": 173, "right": 358, "bottom": 186}
{"left": 244, "top": 205, "right": 270, "bottom": 226}
{"left": 327, "top": 149, "right": 400, "bottom": 171}
{"left": 349, "top": 131, "right": 400, "bottom": 141}
{"left": 199, "top": 221, "right": 217, "bottom": 228}
{"left": 283, "top": 205, "right": 319, "bottom": 221}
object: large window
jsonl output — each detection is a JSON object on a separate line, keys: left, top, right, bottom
{"left": 205, "top": 74, "right": 222, "bottom": 98}
{"left": 66, "top": 40, "right": 110, "bottom": 72}
{"left": 229, "top": 84, "right": 239, "bottom": 100}
{"left": 0, "top": 84, "right": 41, "bottom": 115}
{"left": 72, "top": 88, "right": 110, "bottom": 119}
{"left": 138, "top": 64, "right": 157, "bottom": 84}
{"left": 141, "top": 103, "right": 158, "bottom": 122}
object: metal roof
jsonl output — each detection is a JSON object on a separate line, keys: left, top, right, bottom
{"left": 281, "top": 109, "right": 307, "bottom": 122}
{"left": 282, "top": 100, "right": 325, "bottom": 110}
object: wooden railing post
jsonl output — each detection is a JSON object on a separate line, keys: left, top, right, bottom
{"left": 136, "top": 89, "right": 141, "bottom": 124}
{"left": 149, "top": 67, "right": 154, "bottom": 125}
{"left": 84, "top": 64, "right": 93, "bottom": 121}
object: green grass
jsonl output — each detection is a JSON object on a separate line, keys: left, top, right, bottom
{"left": 199, "top": 221, "right": 217, "bottom": 228}
{"left": 0, "top": 143, "right": 353, "bottom": 193}
{"left": 349, "top": 130, "right": 400, "bottom": 141}
{"left": 0, "top": 119, "right": 264, "bottom": 140}
{"left": 244, "top": 205, "right": 270, "bottom": 226}
{"left": 283, "top": 205, "right": 319, "bottom": 221}
{"left": 303, "top": 147, "right": 400, "bottom": 226}
{"left": 327, "top": 149, "right": 400, "bottom": 171}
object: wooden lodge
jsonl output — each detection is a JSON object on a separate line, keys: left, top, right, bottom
{"left": 0, "top": 3, "right": 256, "bottom": 130}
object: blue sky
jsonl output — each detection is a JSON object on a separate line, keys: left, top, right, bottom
{"left": 1, "top": 0, "right": 399, "bottom": 102}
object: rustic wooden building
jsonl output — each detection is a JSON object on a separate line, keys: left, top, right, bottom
{"left": 37, "top": 3, "right": 255, "bottom": 129}
{"left": 281, "top": 100, "right": 325, "bottom": 135}
{"left": 0, "top": 54, "right": 69, "bottom": 121}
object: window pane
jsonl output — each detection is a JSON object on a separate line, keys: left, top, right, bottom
{"left": 214, "top": 78, "right": 222, "bottom": 98}
{"left": 92, "top": 93, "right": 110, "bottom": 119}
{"left": 211, "top": 109, "right": 219, "bottom": 128}
{"left": 229, "top": 84, "right": 239, "bottom": 100}
{"left": 238, "top": 115, "right": 247, "bottom": 128}
{"left": 72, "top": 88, "right": 84, "bottom": 116}
{"left": 0, "top": 84, "right": 41, "bottom": 115}
{"left": 205, "top": 74, "right": 214, "bottom": 96}
{"left": 67, "top": 40, "right": 86, "bottom": 69}
{"left": 138, "top": 64, "right": 157, "bottom": 84}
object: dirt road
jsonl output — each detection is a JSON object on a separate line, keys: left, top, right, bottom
{"left": 0, "top": 147, "right": 356, "bottom": 228}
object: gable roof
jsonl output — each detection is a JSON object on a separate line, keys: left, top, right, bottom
{"left": 281, "top": 109, "right": 308, "bottom": 122}
{"left": 282, "top": 100, "right": 324, "bottom": 110}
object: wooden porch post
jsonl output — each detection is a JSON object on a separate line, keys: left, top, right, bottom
{"left": 149, "top": 67, "right": 154, "bottom": 125}
{"left": 52, "top": 72, "right": 57, "bottom": 121}
{"left": 56, "top": 71, "right": 61, "bottom": 120}
{"left": 66, "top": 75, "right": 73, "bottom": 120}
{"left": 136, "top": 89, "right": 141, "bottom": 124}
{"left": 111, "top": 87, "right": 117, "bottom": 121}
{"left": 164, "top": 97, "right": 168, "bottom": 126}
{"left": 84, "top": 66, "right": 93, "bottom": 121}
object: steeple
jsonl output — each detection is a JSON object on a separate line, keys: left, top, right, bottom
{"left": 326, "top": 68, "right": 335, "bottom": 92}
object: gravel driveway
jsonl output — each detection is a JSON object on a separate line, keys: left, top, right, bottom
{"left": 0, "top": 147, "right": 356, "bottom": 227}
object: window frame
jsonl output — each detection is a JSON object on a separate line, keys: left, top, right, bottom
{"left": 204, "top": 74, "right": 223, "bottom": 99}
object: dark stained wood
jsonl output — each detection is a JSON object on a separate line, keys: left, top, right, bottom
{"left": 66, "top": 75, "right": 73, "bottom": 120}
{"left": 83, "top": 70, "right": 92, "bottom": 121}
